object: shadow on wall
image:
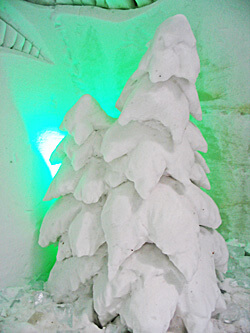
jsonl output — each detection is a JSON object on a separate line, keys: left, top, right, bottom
{"left": 0, "top": 72, "right": 58, "bottom": 287}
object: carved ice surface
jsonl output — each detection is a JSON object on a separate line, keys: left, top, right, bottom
{"left": 220, "top": 303, "right": 241, "bottom": 324}
{"left": 35, "top": 14, "right": 236, "bottom": 332}
{"left": 53, "top": 303, "right": 73, "bottom": 327}
{"left": 33, "top": 291, "right": 51, "bottom": 307}
{"left": 0, "top": 17, "right": 52, "bottom": 63}
{"left": 23, "top": 0, "right": 157, "bottom": 8}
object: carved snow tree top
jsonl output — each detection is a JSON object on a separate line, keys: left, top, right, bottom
{"left": 39, "top": 14, "right": 228, "bottom": 333}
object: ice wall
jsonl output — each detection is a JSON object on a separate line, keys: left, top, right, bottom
{"left": 0, "top": 0, "right": 249, "bottom": 288}
{"left": 0, "top": 67, "right": 57, "bottom": 287}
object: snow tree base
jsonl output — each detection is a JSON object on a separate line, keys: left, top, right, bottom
{"left": 1, "top": 240, "right": 249, "bottom": 332}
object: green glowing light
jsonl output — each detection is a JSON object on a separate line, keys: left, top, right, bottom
{"left": 37, "top": 130, "right": 65, "bottom": 177}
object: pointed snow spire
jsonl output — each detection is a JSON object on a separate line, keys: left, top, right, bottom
{"left": 116, "top": 14, "right": 201, "bottom": 144}
{"left": 134, "top": 14, "right": 200, "bottom": 84}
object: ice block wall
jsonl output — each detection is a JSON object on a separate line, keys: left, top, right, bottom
{"left": 0, "top": 0, "right": 249, "bottom": 288}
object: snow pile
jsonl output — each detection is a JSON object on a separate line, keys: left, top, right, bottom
{"left": 35, "top": 15, "right": 231, "bottom": 332}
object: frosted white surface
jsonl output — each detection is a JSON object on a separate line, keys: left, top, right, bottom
{"left": 57, "top": 233, "right": 72, "bottom": 261}
{"left": 143, "top": 177, "right": 200, "bottom": 281}
{"left": 102, "top": 121, "right": 211, "bottom": 199}
{"left": 47, "top": 245, "right": 106, "bottom": 302}
{"left": 60, "top": 94, "right": 114, "bottom": 146}
{"left": 44, "top": 157, "right": 84, "bottom": 201}
{"left": 190, "top": 161, "right": 211, "bottom": 190}
{"left": 39, "top": 194, "right": 82, "bottom": 247}
{"left": 73, "top": 157, "right": 108, "bottom": 204}
{"left": 134, "top": 14, "right": 200, "bottom": 84}
{"left": 51, "top": 131, "right": 103, "bottom": 171}
{"left": 185, "top": 122, "right": 207, "bottom": 153}
{"left": 68, "top": 202, "right": 105, "bottom": 257}
{"left": 101, "top": 182, "right": 147, "bottom": 279}
{"left": 177, "top": 228, "right": 226, "bottom": 333}
{"left": 174, "top": 77, "right": 202, "bottom": 120}
{"left": 185, "top": 183, "right": 221, "bottom": 229}
{"left": 36, "top": 14, "right": 231, "bottom": 332}
{"left": 194, "top": 151, "right": 210, "bottom": 173}
{"left": 111, "top": 245, "right": 182, "bottom": 333}
{"left": 117, "top": 73, "right": 190, "bottom": 144}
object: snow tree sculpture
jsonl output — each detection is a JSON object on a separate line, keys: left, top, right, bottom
{"left": 39, "top": 14, "right": 228, "bottom": 333}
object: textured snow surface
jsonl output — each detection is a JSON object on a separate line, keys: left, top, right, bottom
{"left": 32, "top": 14, "right": 236, "bottom": 332}
{"left": 39, "top": 194, "right": 83, "bottom": 247}
{"left": 60, "top": 94, "right": 115, "bottom": 146}
{"left": 0, "top": 241, "right": 249, "bottom": 332}
{"left": 117, "top": 74, "right": 190, "bottom": 143}
{"left": 133, "top": 15, "right": 200, "bottom": 84}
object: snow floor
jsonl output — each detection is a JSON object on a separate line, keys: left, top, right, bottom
{"left": 0, "top": 239, "right": 249, "bottom": 333}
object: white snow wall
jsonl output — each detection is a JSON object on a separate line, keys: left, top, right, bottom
{"left": 0, "top": 0, "right": 249, "bottom": 288}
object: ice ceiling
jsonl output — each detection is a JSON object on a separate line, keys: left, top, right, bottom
{"left": 24, "top": 0, "right": 158, "bottom": 8}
